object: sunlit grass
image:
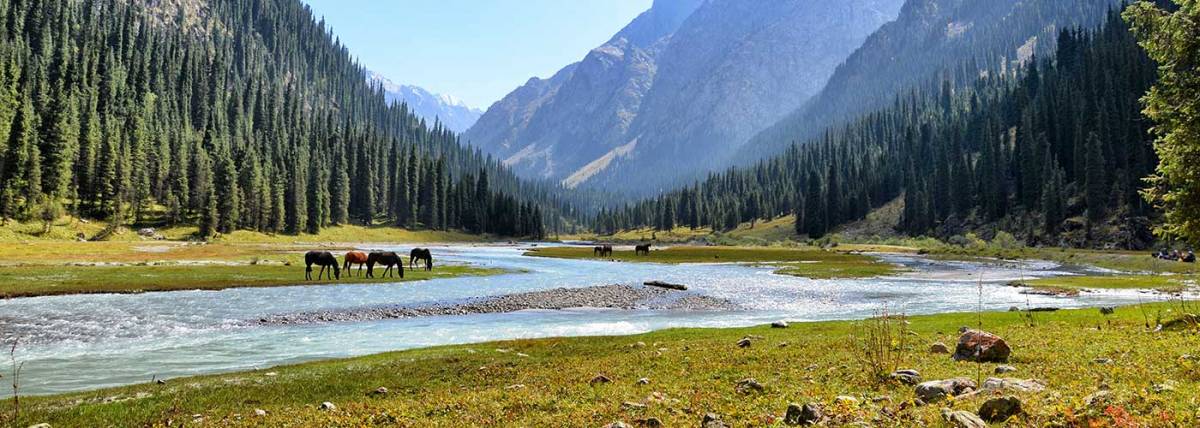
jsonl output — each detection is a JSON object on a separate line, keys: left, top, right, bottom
{"left": 7, "top": 302, "right": 1198, "bottom": 427}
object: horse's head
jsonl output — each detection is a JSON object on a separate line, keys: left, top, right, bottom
{"left": 333, "top": 264, "right": 341, "bottom": 279}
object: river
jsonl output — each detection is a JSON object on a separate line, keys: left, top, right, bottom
{"left": 0, "top": 244, "right": 1173, "bottom": 396}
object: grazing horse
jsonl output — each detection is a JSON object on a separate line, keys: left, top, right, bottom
{"left": 593, "top": 245, "right": 613, "bottom": 257}
{"left": 366, "top": 251, "right": 404, "bottom": 278}
{"left": 635, "top": 243, "right": 651, "bottom": 256}
{"left": 409, "top": 248, "right": 434, "bottom": 271}
{"left": 342, "top": 251, "right": 369, "bottom": 277}
{"left": 305, "top": 251, "right": 340, "bottom": 280}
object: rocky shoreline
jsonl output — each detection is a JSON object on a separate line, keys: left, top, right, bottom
{"left": 256, "top": 284, "right": 737, "bottom": 325}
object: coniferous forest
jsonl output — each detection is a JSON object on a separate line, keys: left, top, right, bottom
{"left": 0, "top": 0, "right": 566, "bottom": 239}
{"left": 594, "top": 10, "right": 1162, "bottom": 249}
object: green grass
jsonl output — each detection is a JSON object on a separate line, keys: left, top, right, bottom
{"left": 6, "top": 302, "right": 1198, "bottom": 427}
{"left": 1023, "top": 275, "right": 1196, "bottom": 294}
{"left": 526, "top": 246, "right": 903, "bottom": 279}
{"left": 0, "top": 256, "right": 504, "bottom": 298}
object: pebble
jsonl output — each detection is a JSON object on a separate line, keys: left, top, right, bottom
{"left": 929, "top": 342, "right": 950, "bottom": 354}
{"left": 994, "top": 365, "right": 1017, "bottom": 374}
{"left": 602, "top": 422, "right": 631, "bottom": 428}
{"left": 319, "top": 402, "right": 336, "bottom": 411}
{"left": 834, "top": 395, "right": 858, "bottom": 405}
{"left": 636, "top": 377, "right": 650, "bottom": 385}
{"left": 621, "top": 401, "right": 647, "bottom": 410}
{"left": 635, "top": 417, "right": 664, "bottom": 427}
{"left": 889, "top": 369, "right": 921, "bottom": 385}
{"left": 28, "top": 424, "right": 51, "bottom": 428}
{"left": 254, "top": 409, "right": 267, "bottom": 417}
{"left": 373, "top": 386, "right": 389, "bottom": 395}
{"left": 915, "top": 378, "right": 976, "bottom": 403}
{"left": 591, "top": 374, "right": 613, "bottom": 385}
{"left": 1093, "top": 358, "right": 1114, "bottom": 365}
{"left": 737, "top": 338, "right": 752, "bottom": 348}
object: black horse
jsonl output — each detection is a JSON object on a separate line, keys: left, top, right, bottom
{"left": 305, "top": 251, "right": 341, "bottom": 280}
{"left": 593, "top": 245, "right": 613, "bottom": 257}
{"left": 366, "top": 251, "right": 404, "bottom": 278}
{"left": 409, "top": 248, "right": 434, "bottom": 271}
{"left": 635, "top": 243, "right": 651, "bottom": 256}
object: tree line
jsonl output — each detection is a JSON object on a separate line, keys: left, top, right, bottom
{"left": 594, "top": 9, "right": 1161, "bottom": 249}
{"left": 0, "top": 0, "right": 559, "bottom": 239}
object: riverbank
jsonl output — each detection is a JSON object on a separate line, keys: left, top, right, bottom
{"left": 5, "top": 302, "right": 1196, "bottom": 427}
{"left": 526, "top": 245, "right": 903, "bottom": 279}
{"left": 0, "top": 240, "right": 504, "bottom": 298}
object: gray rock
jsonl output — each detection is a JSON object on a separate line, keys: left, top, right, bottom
{"left": 636, "top": 377, "right": 651, "bottom": 385}
{"left": 591, "top": 374, "right": 613, "bottom": 385}
{"left": 978, "top": 396, "right": 1023, "bottom": 422}
{"left": 929, "top": 342, "right": 950, "bottom": 354}
{"left": 603, "top": 422, "right": 631, "bottom": 428}
{"left": 771, "top": 321, "right": 789, "bottom": 328}
{"left": 634, "top": 417, "right": 663, "bottom": 428}
{"left": 373, "top": 386, "right": 389, "bottom": 395}
{"left": 621, "top": 401, "right": 647, "bottom": 410}
{"left": 941, "top": 409, "right": 987, "bottom": 428}
{"left": 834, "top": 395, "right": 858, "bottom": 405}
{"left": 979, "top": 377, "right": 1046, "bottom": 394}
{"left": 1084, "top": 390, "right": 1114, "bottom": 408}
{"left": 736, "top": 378, "right": 765, "bottom": 394}
{"left": 1093, "top": 358, "right": 1114, "bottom": 365}
{"left": 702, "top": 413, "right": 729, "bottom": 428}
{"left": 253, "top": 409, "right": 267, "bottom": 417}
{"left": 994, "top": 365, "right": 1017, "bottom": 374}
{"left": 1150, "top": 381, "right": 1176, "bottom": 393}
{"left": 889, "top": 369, "right": 921, "bottom": 385}
{"left": 319, "top": 401, "right": 336, "bottom": 411}
{"left": 27, "top": 424, "right": 51, "bottom": 428}
{"left": 737, "top": 337, "right": 752, "bottom": 348}
{"left": 783, "top": 402, "right": 822, "bottom": 425}
{"left": 915, "top": 378, "right": 977, "bottom": 403}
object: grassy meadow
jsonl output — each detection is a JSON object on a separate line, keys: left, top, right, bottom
{"left": 526, "top": 245, "right": 905, "bottom": 279}
{"left": 4, "top": 303, "right": 1198, "bottom": 427}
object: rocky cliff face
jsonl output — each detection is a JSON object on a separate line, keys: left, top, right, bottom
{"left": 464, "top": 0, "right": 902, "bottom": 193}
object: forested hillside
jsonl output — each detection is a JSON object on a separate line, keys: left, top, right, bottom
{"left": 0, "top": 0, "right": 563, "bottom": 239}
{"left": 738, "top": 0, "right": 1123, "bottom": 166}
{"left": 595, "top": 10, "right": 1160, "bottom": 249}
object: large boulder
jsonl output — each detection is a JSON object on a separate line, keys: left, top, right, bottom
{"left": 915, "top": 378, "right": 977, "bottom": 403}
{"left": 953, "top": 330, "right": 1011, "bottom": 363}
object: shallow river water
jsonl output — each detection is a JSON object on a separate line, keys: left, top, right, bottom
{"left": 0, "top": 244, "right": 1176, "bottom": 396}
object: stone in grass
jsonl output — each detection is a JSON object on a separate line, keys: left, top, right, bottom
{"left": 1093, "top": 358, "right": 1114, "bottom": 365}
{"left": 636, "top": 377, "right": 650, "bottom": 385}
{"left": 783, "top": 402, "right": 822, "bottom": 426}
{"left": 979, "top": 378, "right": 1046, "bottom": 394}
{"left": 952, "top": 330, "right": 1011, "bottom": 363}
{"left": 27, "top": 424, "right": 51, "bottom": 428}
{"left": 889, "top": 369, "right": 921, "bottom": 386}
{"left": 634, "top": 417, "right": 664, "bottom": 427}
{"left": 915, "top": 378, "right": 977, "bottom": 403}
{"left": 319, "top": 402, "right": 336, "bottom": 411}
{"left": 994, "top": 365, "right": 1017, "bottom": 374}
{"left": 929, "top": 342, "right": 950, "bottom": 354}
{"left": 603, "top": 422, "right": 631, "bottom": 428}
{"left": 978, "top": 396, "right": 1024, "bottom": 422}
{"left": 1084, "top": 390, "right": 1114, "bottom": 409}
{"left": 736, "top": 378, "right": 766, "bottom": 394}
{"left": 941, "top": 409, "right": 987, "bottom": 428}
{"left": 737, "top": 337, "right": 753, "bottom": 348}
{"left": 702, "top": 413, "right": 730, "bottom": 428}
{"left": 772, "top": 321, "right": 789, "bottom": 329}
{"left": 591, "top": 374, "right": 613, "bottom": 385}
{"left": 621, "top": 401, "right": 647, "bottom": 410}
{"left": 371, "top": 386, "right": 389, "bottom": 396}
{"left": 254, "top": 408, "right": 268, "bottom": 416}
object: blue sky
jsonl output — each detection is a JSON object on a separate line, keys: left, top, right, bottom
{"left": 303, "top": 0, "right": 652, "bottom": 110}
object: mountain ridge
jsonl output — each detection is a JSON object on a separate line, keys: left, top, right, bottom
{"left": 366, "top": 71, "right": 483, "bottom": 134}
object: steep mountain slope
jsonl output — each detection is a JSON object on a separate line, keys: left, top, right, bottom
{"left": 365, "top": 71, "right": 483, "bottom": 134}
{"left": 738, "top": 0, "right": 1124, "bottom": 163}
{"left": 464, "top": 0, "right": 903, "bottom": 193}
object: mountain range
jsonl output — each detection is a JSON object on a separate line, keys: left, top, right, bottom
{"left": 465, "top": 0, "right": 1125, "bottom": 196}
{"left": 366, "top": 71, "right": 483, "bottom": 134}
{"left": 463, "top": 0, "right": 904, "bottom": 194}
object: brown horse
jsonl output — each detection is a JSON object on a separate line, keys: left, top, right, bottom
{"left": 635, "top": 243, "right": 651, "bottom": 256}
{"left": 409, "top": 248, "right": 433, "bottom": 271}
{"left": 367, "top": 252, "right": 404, "bottom": 278}
{"left": 592, "top": 244, "right": 612, "bottom": 257}
{"left": 342, "top": 251, "right": 369, "bottom": 277}
{"left": 305, "top": 251, "right": 340, "bottom": 280}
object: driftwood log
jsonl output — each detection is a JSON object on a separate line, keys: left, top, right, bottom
{"left": 644, "top": 280, "right": 687, "bottom": 291}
